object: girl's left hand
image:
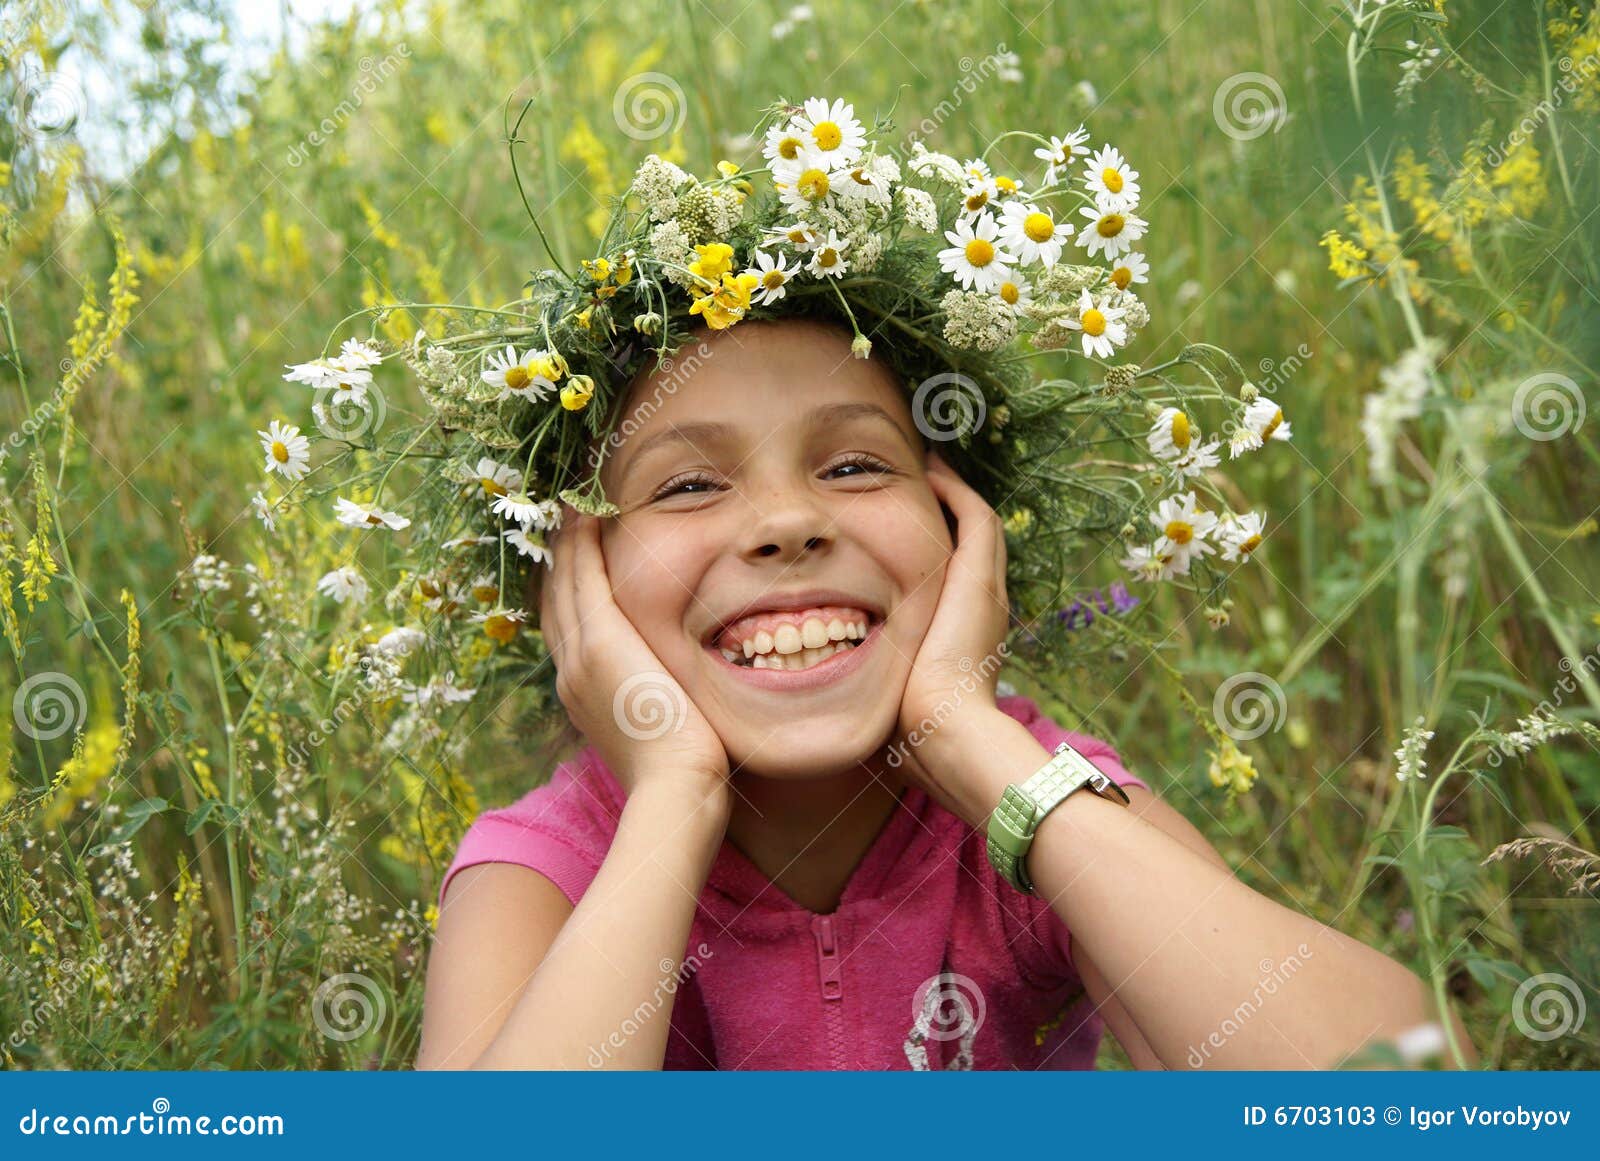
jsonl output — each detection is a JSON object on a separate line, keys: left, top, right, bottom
{"left": 895, "top": 452, "right": 1013, "bottom": 782}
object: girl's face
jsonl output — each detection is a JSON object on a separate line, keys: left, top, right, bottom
{"left": 597, "top": 318, "right": 954, "bottom": 780}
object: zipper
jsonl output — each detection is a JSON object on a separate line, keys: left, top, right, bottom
{"left": 812, "top": 913, "right": 847, "bottom": 1068}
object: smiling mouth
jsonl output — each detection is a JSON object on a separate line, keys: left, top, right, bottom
{"left": 702, "top": 607, "right": 882, "bottom": 672}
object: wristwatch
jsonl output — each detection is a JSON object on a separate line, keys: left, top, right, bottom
{"left": 986, "top": 740, "right": 1131, "bottom": 894}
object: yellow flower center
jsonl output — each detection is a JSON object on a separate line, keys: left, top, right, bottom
{"left": 778, "top": 136, "right": 803, "bottom": 160}
{"left": 996, "top": 175, "right": 1017, "bottom": 193}
{"left": 797, "top": 168, "right": 830, "bottom": 201}
{"left": 1023, "top": 211, "right": 1055, "bottom": 243}
{"left": 965, "top": 238, "right": 995, "bottom": 266}
{"left": 1111, "top": 265, "right": 1133, "bottom": 290}
{"left": 816, "top": 246, "right": 839, "bottom": 268}
{"left": 1164, "top": 520, "right": 1194, "bottom": 545}
{"left": 762, "top": 269, "right": 786, "bottom": 289}
{"left": 1081, "top": 308, "right": 1107, "bottom": 336}
{"left": 1261, "top": 408, "right": 1284, "bottom": 440}
{"left": 472, "top": 583, "right": 499, "bottom": 603}
{"left": 1097, "top": 213, "right": 1126, "bottom": 238}
{"left": 271, "top": 441, "right": 289, "bottom": 463}
{"left": 999, "top": 281, "right": 1020, "bottom": 305}
{"left": 1171, "top": 411, "right": 1191, "bottom": 450}
{"left": 812, "top": 121, "right": 842, "bottom": 151}
{"left": 786, "top": 227, "right": 811, "bottom": 244}
{"left": 850, "top": 167, "right": 873, "bottom": 185}
{"left": 503, "top": 365, "right": 531, "bottom": 391}
{"left": 1102, "top": 167, "right": 1124, "bottom": 193}
{"left": 1239, "top": 534, "right": 1262, "bottom": 555}
{"left": 483, "top": 614, "right": 520, "bottom": 644}
{"left": 964, "top": 189, "right": 989, "bottom": 213}
{"left": 479, "top": 477, "right": 507, "bottom": 497}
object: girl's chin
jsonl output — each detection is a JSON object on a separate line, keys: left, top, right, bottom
{"left": 714, "top": 716, "right": 900, "bottom": 780}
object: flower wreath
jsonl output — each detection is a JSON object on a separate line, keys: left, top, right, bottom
{"left": 269, "top": 94, "right": 1292, "bottom": 776}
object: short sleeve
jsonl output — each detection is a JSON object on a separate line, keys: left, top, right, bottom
{"left": 437, "top": 748, "right": 622, "bottom": 911}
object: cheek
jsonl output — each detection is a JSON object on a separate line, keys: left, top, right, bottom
{"left": 603, "top": 525, "right": 705, "bottom": 643}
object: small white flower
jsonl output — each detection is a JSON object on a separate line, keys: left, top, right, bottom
{"left": 1217, "top": 511, "right": 1266, "bottom": 562}
{"left": 762, "top": 221, "right": 821, "bottom": 252}
{"left": 1147, "top": 408, "right": 1195, "bottom": 461}
{"left": 957, "top": 171, "right": 1000, "bottom": 220}
{"left": 998, "top": 201, "right": 1069, "bottom": 267}
{"left": 1108, "top": 251, "right": 1150, "bottom": 289}
{"left": 337, "top": 338, "right": 384, "bottom": 368}
{"left": 1075, "top": 200, "right": 1148, "bottom": 260}
{"left": 317, "top": 566, "right": 369, "bottom": 604}
{"left": 258, "top": 419, "right": 310, "bottom": 481}
{"left": 1083, "top": 145, "right": 1141, "bottom": 210}
{"left": 474, "top": 457, "right": 523, "bottom": 499}
{"left": 1169, "top": 439, "right": 1223, "bottom": 483}
{"left": 1061, "top": 288, "right": 1128, "bottom": 360}
{"left": 837, "top": 155, "right": 896, "bottom": 205}
{"left": 745, "top": 248, "right": 801, "bottom": 304}
{"left": 1121, "top": 542, "right": 1188, "bottom": 582}
{"left": 1034, "top": 126, "right": 1092, "bottom": 185}
{"left": 792, "top": 97, "right": 867, "bottom": 167}
{"left": 333, "top": 496, "right": 410, "bottom": 531}
{"left": 773, "top": 154, "right": 847, "bottom": 215}
{"left": 402, "top": 671, "right": 477, "bottom": 706}
{"left": 1150, "top": 490, "right": 1219, "bottom": 569}
{"left": 992, "top": 274, "right": 1034, "bottom": 312}
{"left": 504, "top": 526, "right": 553, "bottom": 565}
{"left": 806, "top": 230, "right": 851, "bottom": 279}
{"left": 441, "top": 532, "right": 498, "bottom": 550}
{"left": 907, "top": 143, "right": 965, "bottom": 186}
{"left": 491, "top": 491, "right": 560, "bottom": 529}
{"left": 251, "top": 491, "right": 277, "bottom": 532}
{"left": 481, "top": 345, "right": 558, "bottom": 402}
{"left": 939, "top": 212, "right": 1016, "bottom": 293}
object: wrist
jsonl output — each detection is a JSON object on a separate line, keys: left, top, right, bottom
{"left": 919, "top": 709, "right": 1052, "bottom": 829}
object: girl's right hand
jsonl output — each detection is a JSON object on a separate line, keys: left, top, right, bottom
{"left": 538, "top": 509, "right": 731, "bottom": 800}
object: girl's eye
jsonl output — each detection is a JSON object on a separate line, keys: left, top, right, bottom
{"left": 824, "top": 453, "right": 896, "bottom": 480}
{"left": 650, "top": 472, "right": 722, "bottom": 501}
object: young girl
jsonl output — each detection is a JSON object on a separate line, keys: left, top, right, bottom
{"left": 416, "top": 315, "right": 1463, "bottom": 1071}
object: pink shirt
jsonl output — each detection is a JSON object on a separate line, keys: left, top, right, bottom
{"left": 437, "top": 693, "right": 1145, "bottom": 1070}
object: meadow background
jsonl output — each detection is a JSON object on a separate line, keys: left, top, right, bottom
{"left": 2, "top": 0, "right": 1597, "bottom": 1069}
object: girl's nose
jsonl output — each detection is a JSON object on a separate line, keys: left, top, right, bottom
{"left": 742, "top": 494, "right": 834, "bottom": 562}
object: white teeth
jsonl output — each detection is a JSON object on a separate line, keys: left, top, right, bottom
{"left": 748, "top": 640, "right": 853, "bottom": 670}
{"left": 754, "top": 629, "right": 773, "bottom": 656}
{"left": 800, "top": 617, "right": 829, "bottom": 649}
{"left": 827, "top": 618, "right": 847, "bottom": 641}
{"left": 720, "top": 648, "right": 739, "bottom": 663}
{"left": 773, "top": 623, "right": 803, "bottom": 655}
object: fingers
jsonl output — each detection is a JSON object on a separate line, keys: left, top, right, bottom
{"left": 925, "top": 453, "right": 1004, "bottom": 596}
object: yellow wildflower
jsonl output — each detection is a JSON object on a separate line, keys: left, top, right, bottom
{"left": 689, "top": 271, "right": 760, "bottom": 330}
{"left": 688, "top": 241, "right": 735, "bottom": 286}
{"left": 1319, "top": 230, "right": 1369, "bottom": 280}
{"left": 560, "top": 374, "right": 595, "bottom": 411}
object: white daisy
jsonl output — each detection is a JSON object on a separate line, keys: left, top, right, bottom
{"left": 957, "top": 173, "right": 1000, "bottom": 220}
{"left": 1075, "top": 200, "right": 1148, "bottom": 261}
{"left": 1034, "top": 126, "right": 1092, "bottom": 185}
{"left": 761, "top": 221, "right": 821, "bottom": 252}
{"left": 772, "top": 155, "right": 845, "bottom": 215}
{"left": 441, "top": 533, "right": 498, "bottom": 551}
{"left": 1169, "top": 438, "right": 1223, "bottom": 483}
{"left": 251, "top": 491, "right": 276, "bottom": 532}
{"left": 837, "top": 155, "right": 895, "bottom": 205}
{"left": 491, "top": 491, "right": 545, "bottom": 526}
{"left": 1147, "top": 408, "right": 1196, "bottom": 461}
{"left": 283, "top": 354, "right": 372, "bottom": 403}
{"left": 1150, "top": 491, "right": 1219, "bottom": 569}
{"left": 1061, "top": 288, "right": 1128, "bottom": 360}
{"left": 1121, "top": 542, "right": 1189, "bottom": 582}
{"left": 337, "top": 337, "right": 384, "bottom": 368}
{"left": 762, "top": 122, "right": 815, "bottom": 168}
{"left": 806, "top": 230, "right": 851, "bottom": 279}
{"left": 474, "top": 457, "right": 523, "bottom": 499}
{"left": 791, "top": 97, "right": 866, "bottom": 167}
{"left": 998, "top": 201, "right": 1070, "bottom": 267}
{"left": 333, "top": 496, "right": 410, "bottom": 531}
{"left": 316, "top": 566, "right": 369, "bottom": 604}
{"left": 938, "top": 212, "right": 1017, "bottom": 293}
{"left": 993, "top": 274, "right": 1034, "bottom": 311}
{"left": 1245, "top": 395, "right": 1293, "bottom": 446}
{"left": 1108, "top": 251, "right": 1150, "bottom": 290}
{"left": 258, "top": 419, "right": 310, "bottom": 481}
{"left": 504, "top": 526, "right": 553, "bottom": 566}
{"left": 745, "top": 248, "right": 801, "bottom": 304}
{"left": 1218, "top": 511, "right": 1267, "bottom": 562}
{"left": 480, "top": 345, "right": 557, "bottom": 402}
{"left": 468, "top": 572, "right": 501, "bottom": 603}
{"left": 1083, "top": 145, "right": 1141, "bottom": 209}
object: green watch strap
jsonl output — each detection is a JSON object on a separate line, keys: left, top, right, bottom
{"left": 986, "top": 740, "right": 1130, "bottom": 894}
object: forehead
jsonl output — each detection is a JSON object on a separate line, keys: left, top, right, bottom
{"left": 602, "top": 320, "right": 917, "bottom": 477}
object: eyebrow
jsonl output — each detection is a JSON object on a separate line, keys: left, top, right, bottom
{"left": 617, "top": 401, "right": 914, "bottom": 487}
